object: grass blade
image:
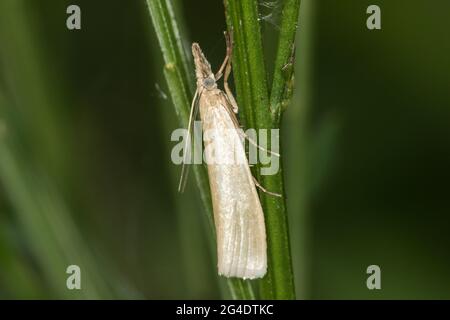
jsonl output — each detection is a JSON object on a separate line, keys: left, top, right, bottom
{"left": 146, "top": 0, "right": 255, "bottom": 300}
{"left": 224, "top": 0, "right": 297, "bottom": 299}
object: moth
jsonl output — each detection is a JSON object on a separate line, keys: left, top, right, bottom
{"left": 179, "top": 32, "right": 279, "bottom": 279}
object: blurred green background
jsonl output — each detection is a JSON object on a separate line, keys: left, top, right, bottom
{"left": 1, "top": 0, "right": 449, "bottom": 299}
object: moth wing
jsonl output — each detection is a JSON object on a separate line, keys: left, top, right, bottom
{"left": 201, "top": 97, "right": 267, "bottom": 279}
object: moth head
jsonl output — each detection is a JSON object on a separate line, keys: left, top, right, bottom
{"left": 192, "top": 43, "right": 216, "bottom": 89}
{"left": 203, "top": 77, "right": 216, "bottom": 90}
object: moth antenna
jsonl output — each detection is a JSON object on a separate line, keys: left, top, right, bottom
{"left": 178, "top": 88, "right": 200, "bottom": 192}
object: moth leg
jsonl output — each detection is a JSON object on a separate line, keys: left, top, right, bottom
{"left": 215, "top": 31, "right": 232, "bottom": 81}
{"left": 236, "top": 129, "right": 280, "bottom": 157}
{"left": 222, "top": 32, "right": 239, "bottom": 114}
{"left": 214, "top": 31, "right": 238, "bottom": 113}
{"left": 222, "top": 100, "right": 280, "bottom": 157}
{"left": 252, "top": 176, "right": 282, "bottom": 198}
